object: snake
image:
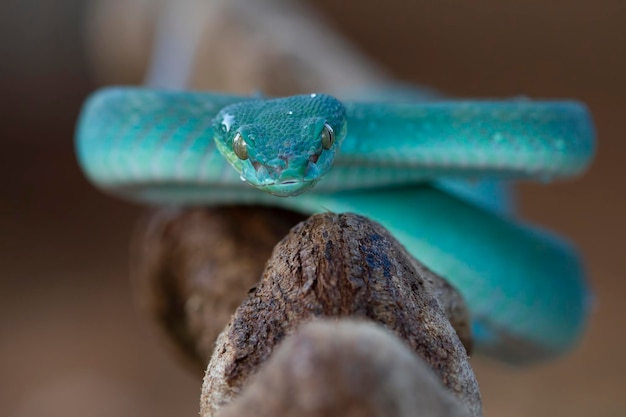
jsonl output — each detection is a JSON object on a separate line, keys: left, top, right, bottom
{"left": 75, "top": 87, "right": 595, "bottom": 364}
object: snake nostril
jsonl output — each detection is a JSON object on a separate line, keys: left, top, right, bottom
{"left": 251, "top": 161, "right": 262, "bottom": 171}
{"left": 278, "top": 155, "right": 290, "bottom": 168}
{"left": 309, "top": 154, "right": 319, "bottom": 164}
{"left": 305, "top": 157, "right": 321, "bottom": 180}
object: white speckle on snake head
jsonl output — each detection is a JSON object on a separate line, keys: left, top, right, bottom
{"left": 221, "top": 113, "right": 235, "bottom": 132}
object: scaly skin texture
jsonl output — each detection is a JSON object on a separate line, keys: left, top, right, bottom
{"left": 75, "top": 87, "right": 596, "bottom": 364}
{"left": 212, "top": 94, "right": 347, "bottom": 196}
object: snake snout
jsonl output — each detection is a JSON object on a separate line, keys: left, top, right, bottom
{"left": 250, "top": 153, "right": 321, "bottom": 186}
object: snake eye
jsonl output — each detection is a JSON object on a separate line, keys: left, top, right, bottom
{"left": 321, "top": 123, "right": 334, "bottom": 150}
{"left": 233, "top": 133, "right": 249, "bottom": 160}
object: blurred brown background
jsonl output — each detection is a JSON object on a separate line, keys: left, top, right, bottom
{"left": 1, "top": 0, "right": 624, "bottom": 416}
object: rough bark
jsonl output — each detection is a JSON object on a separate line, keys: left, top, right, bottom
{"left": 215, "top": 319, "right": 470, "bottom": 417}
{"left": 200, "top": 213, "right": 481, "bottom": 417}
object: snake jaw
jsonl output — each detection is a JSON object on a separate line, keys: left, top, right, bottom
{"left": 240, "top": 156, "right": 322, "bottom": 196}
{"left": 261, "top": 178, "right": 320, "bottom": 197}
{"left": 236, "top": 147, "right": 328, "bottom": 196}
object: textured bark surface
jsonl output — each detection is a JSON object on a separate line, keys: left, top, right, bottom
{"left": 215, "top": 319, "right": 470, "bottom": 417}
{"left": 131, "top": 206, "right": 306, "bottom": 372}
{"left": 201, "top": 213, "right": 481, "bottom": 417}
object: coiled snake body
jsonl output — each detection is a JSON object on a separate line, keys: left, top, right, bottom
{"left": 76, "top": 87, "right": 595, "bottom": 363}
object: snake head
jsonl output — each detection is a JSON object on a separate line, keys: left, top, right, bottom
{"left": 213, "top": 94, "right": 347, "bottom": 197}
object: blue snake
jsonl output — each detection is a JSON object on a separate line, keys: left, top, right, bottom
{"left": 75, "top": 87, "right": 595, "bottom": 364}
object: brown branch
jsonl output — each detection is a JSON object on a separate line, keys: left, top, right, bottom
{"left": 199, "top": 212, "right": 481, "bottom": 417}
{"left": 214, "top": 319, "right": 471, "bottom": 417}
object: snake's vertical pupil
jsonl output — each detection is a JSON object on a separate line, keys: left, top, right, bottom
{"left": 321, "top": 123, "right": 335, "bottom": 150}
{"left": 233, "top": 133, "right": 249, "bottom": 160}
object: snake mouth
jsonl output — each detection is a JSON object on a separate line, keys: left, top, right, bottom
{"left": 256, "top": 178, "right": 319, "bottom": 197}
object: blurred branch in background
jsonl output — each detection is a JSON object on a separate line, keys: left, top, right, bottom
{"left": 84, "top": 0, "right": 386, "bottom": 93}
